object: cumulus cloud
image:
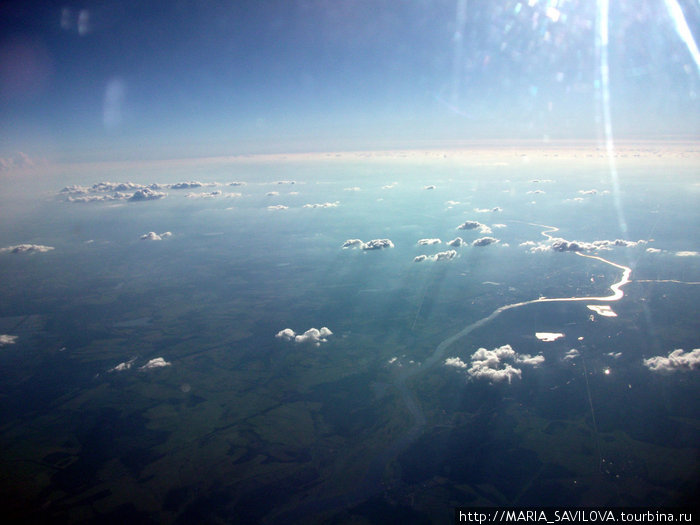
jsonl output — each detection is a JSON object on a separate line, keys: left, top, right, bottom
{"left": 447, "top": 237, "right": 466, "bottom": 247}
{"left": 529, "top": 179, "right": 554, "bottom": 183}
{"left": 342, "top": 239, "right": 363, "bottom": 249}
{"left": 423, "top": 185, "right": 436, "bottom": 190}
{"left": 676, "top": 251, "right": 699, "bottom": 257}
{"left": 643, "top": 349, "right": 700, "bottom": 372}
{"left": 228, "top": 181, "right": 246, "bottom": 186}
{"left": 267, "top": 205, "right": 288, "bottom": 210}
{"left": 109, "top": 357, "right": 136, "bottom": 372}
{"left": 344, "top": 186, "right": 361, "bottom": 191}
{"left": 382, "top": 182, "right": 397, "bottom": 189}
{"left": 140, "top": 357, "right": 171, "bottom": 370}
{"left": 527, "top": 189, "right": 545, "bottom": 194}
{"left": 444, "top": 357, "right": 468, "bottom": 368}
{"left": 414, "top": 250, "right": 457, "bottom": 262}
{"left": 276, "top": 180, "right": 296, "bottom": 185}
{"left": 526, "top": 237, "right": 648, "bottom": 253}
{"left": 140, "top": 231, "right": 172, "bottom": 241}
{"left": 361, "top": 239, "right": 394, "bottom": 250}
{"left": 1, "top": 244, "right": 54, "bottom": 254}
{"left": 472, "top": 237, "right": 499, "bottom": 247}
{"left": 646, "top": 247, "right": 662, "bottom": 254}
{"left": 474, "top": 207, "right": 502, "bottom": 213}
{"left": 457, "top": 220, "right": 492, "bottom": 234}
{"left": 303, "top": 202, "right": 339, "bottom": 208}
{"left": 60, "top": 181, "right": 169, "bottom": 203}
{"left": 170, "top": 181, "right": 204, "bottom": 189}
{"left": 578, "top": 189, "right": 598, "bottom": 195}
{"left": 0, "top": 334, "right": 18, "bottom": 346}
{"left": 129, "top": 188, "right": 166, "bottom": 201}
{"left": 343, "top": 239, "right": 394, "bottom": 250}
{"left": 266, "top": 191, "right": 280, "bottom": 196}
{"left": 276, "top": 327, "right": 333, "bottom": 346}
{"left": 445, "top": 344, "right": 544, "bottom": 384}
{"left": 417, "top": 238, "right": 441, "bottom": 246}
{"left": 445, "top": 200, "right": 460, "bottom": 207}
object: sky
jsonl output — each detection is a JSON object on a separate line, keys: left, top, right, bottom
{"left": 1, "top": 0, "right": 699, "bottom": 163}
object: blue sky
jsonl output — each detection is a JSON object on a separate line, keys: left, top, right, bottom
{"left": 1, "top": 0, "right": 698, "bottom": 162}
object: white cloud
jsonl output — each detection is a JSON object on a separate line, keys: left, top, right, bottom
{"left": 414, "top": 250, "right": 457, "bottom": 262}
{"left": 344, "top": 187, "right": 361, "bottom": 191}
{"left": 140, "top": 357, "right": 171, "bottom": 370}
{"left": 526, "top": 237, "right": 648, "bottom": 253}
{"left": 474, "top": 207, "right": 502, "bottom": 213}
{"left": 129, "top": 188, "right": 166, "bottom": 201}
{"left": 445, "top": 200, "right": 460, "bottom": 207}
{"left": 423, "top": 185, "right": 436, "bottom": 190}
{"left": 492, "top": 223, "right": 506, "bottom": 229}
{"left": 276, "top": 180, "right": 297, "bottom": 185}
{"left": 276, "top": 327, "right": 333, "bottom": 347}
{"left": 529, "top": 179, "right": 554, "bottom": 183}
{"left": 676, "top": 251, "right": 699, "bottom": 257}
{"left": 382, "top": 182, "right": 397, "bottom": 189}
{"left": 445, "top": 344, "right": 544, "bottom": 384}
{"left": 362, "top": 239, "right": 394, "bottom": 250}
{"left": 342, "top": 239, "right": 363, "bottom": 249}
{"left": 564, "top": 348, "right": 580, "bottom": 360}
{"left": 447, "top": 237, "right": 466, "bottom": 247}
{"left": 527, "top": 189, "right": 545, "bottom": 194}
{"left": 303, "top": 202, "right": 339, "bottom": 208}
{"left": 646, "top": 247, "right": 662, "bottom": 254}
{"left": 228, "top": 181, "right": 246, "bottom": 186}
{"left": 266, "top": 191, "right": 280, "bottom": 196}
{"left": 643, "top": 349, "right": 700, "bottom": 372}
{"left": 343, "top": 239, "right": 394, "bottom": 250}
{"left": 472, "top": 237, "right": 499, "bottom": 247}
{"left": 516, "top": 354, "right": 545, "bottom": 366}
{"left": 1, "top": 244, "right": 54, "bottom": 254}
{"left": 267, "top": 205, "right": 288, "bottom": 210}
{"left": 457, "top": 220, "right": 492, "bottom": 234}
{"left": 444, "top": 357, "right": 468, "bottom": 368}
{"left": 536, "top": 332, "right": 564, "bottom": 342}
{"left": 578, "top": 189, "right": 598, "bottom": 195}
{"left": 607, "top": 351, "right": 622, "bottom": 359}
{"left": 140, "top": 231, "right": 172, "bottom": 241}
{"left": 417, "top": 238, "right": 441, "bottom": 245}
{"left": 170, "top": 181, "right": 204, "bottom": 189}
{"left": 109, "top": 357, "right": 136, "bottom": 372}
{"left": 0, "top": 334, "right": 18, "bottom": 346}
